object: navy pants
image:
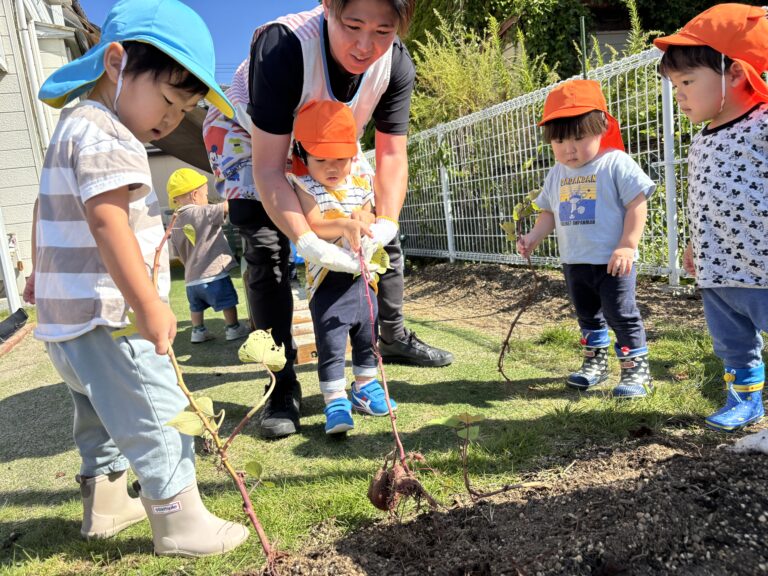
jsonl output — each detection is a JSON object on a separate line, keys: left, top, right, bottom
{"left": 562, "top": 264, "right": 646, "bottom": 350}
{"left": 310, "top": 271, "right": 378, "bottom": 390}
{"left": 229, "top": 199, "right": 404, "bottom": 385}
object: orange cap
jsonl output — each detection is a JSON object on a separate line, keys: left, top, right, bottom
{"left": 539, "top": 79, "right": 625, "bottom": 153}
{"left": 293, "top": 100, "right": 358, "bottom": 159}
{"left": 653, "top": 4, "right": 768, "bottom": 101}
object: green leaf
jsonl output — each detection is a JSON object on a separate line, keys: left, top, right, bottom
{"left": 166, "top": 409, "right": 205, "bottom": 437}
{"left": 245, "top": 460, "right": 263, "bottom": 479}
{"left": 195, "top": 396, "right": 215, "bottom": 417}
{"left": 500, "top": 221, "right": 517, "bottom": 240}
{"left": 455, "top": 412, "right": 485, "bottom": 425}
{"left": 457, "top": 425, "right": 480, "bottom": 441}
{"left": 111, "top": 312, "right": 138, "bottom": 340}
{"left": 260, "top": 481, "right": 276, "bottom": 488}
{"left": 183, "top": 224, "right": 196, "bottom": 245}
{"left": 370, "top": 245, "right": 391, "bottom": 274}
{"left": 427, "top": 415, "right": 463, "bottom": 428}
{"left": 238, "top": 330, "right": 287, "bottom": 371}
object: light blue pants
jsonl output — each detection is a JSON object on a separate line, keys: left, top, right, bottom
{"left": 46, "top": 327, "right": 195, "bottom": 499}
{"left": 701, "top": 287, "right": 768, "bottom": 369}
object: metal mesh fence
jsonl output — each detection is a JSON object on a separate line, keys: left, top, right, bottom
{"left": 367, "top": 48, "right": 701, "bottom": 284}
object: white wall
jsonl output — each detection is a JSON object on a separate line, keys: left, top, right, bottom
{"left": 0, "top": 0, "right": 44, "bottom": 275}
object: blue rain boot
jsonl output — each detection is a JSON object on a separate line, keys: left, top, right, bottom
{"left": 705, "top": 365, "right": 765, "bottom": 432}
{"left": 612, "top": 345, "right": 653, "bottom": 399}
{"left": 566, "top": 329, "right": 610, "bottom": 390}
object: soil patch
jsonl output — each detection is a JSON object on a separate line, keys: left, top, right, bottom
{"left": 276, "top": 437, "right": 768, "bottom": 575}
{"left": 264, "top": 262, "right": 760, "bottom": 576}
{"left": 401, "top": 262, "right": 705, "bottom": 340}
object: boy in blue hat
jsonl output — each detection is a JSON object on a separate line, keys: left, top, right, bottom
{"left": 26, "top": 0, "right": 247, "bottom": 557}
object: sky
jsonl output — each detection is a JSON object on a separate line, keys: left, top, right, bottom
{"left": 78, "top": 0, "right": 320, "bottom": 84}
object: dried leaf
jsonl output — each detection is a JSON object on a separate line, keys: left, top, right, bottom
{"left": 183, "top": 224, "right": 196, "bottom": 245}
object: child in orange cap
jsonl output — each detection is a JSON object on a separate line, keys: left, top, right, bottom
{"left": 655, "top": 4, "right": 768, "bottom": 432}
{"left": 287, "top": 100, "right": 396, "bottom": 435}
{"left": 517, "top": 79, "right": 656, "bottom": 398}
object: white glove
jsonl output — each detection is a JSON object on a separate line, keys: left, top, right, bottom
{"left": 360, "top": 235, "right": 379, "bottom": 263}
{"left": 370, "top": 217, "right": 398, "bottom": 246}
{"left": 296, "top": 232, "right": 361, "bottom": 274}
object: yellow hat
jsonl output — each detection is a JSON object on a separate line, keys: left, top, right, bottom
{"left": 167, "top": 168, "right": 208, "bottom": 208}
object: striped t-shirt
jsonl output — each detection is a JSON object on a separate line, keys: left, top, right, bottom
{"left": 287, "top": 172, "right": 374, "bottom": 300}
{"left": 34, "top": 101, "right": 170, "bottom": 342}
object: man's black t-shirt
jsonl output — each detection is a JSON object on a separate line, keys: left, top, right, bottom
{"left": 247, "top": 19, "right": 415, "bottom": 136}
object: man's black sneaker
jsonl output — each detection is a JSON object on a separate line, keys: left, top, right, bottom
{"left": 378, "top": 329, "right": 454, "bottom": 367}
{"left": 258, "top": 380, "right": 301, "bottom": 438}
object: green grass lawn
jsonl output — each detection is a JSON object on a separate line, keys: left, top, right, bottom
{"left": 0, "top": 266, "right": 741, "bottom": 575}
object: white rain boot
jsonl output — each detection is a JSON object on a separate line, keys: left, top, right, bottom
{"left": 141, "top": 483, "right": 249, "bottom": 557}
{"left": 78, "top": 469, "right": 146, "bottom": 539}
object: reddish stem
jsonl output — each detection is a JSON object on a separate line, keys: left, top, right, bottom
{"left": 359, "top": 252, "right": 410, "bottom": 474}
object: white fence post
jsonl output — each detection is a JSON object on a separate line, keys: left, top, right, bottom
{"left": 0, "top": 208, "right": 22, "bottom": 312}
{"left": 661, "top": 77, "right": 680, "bottom": 287}
{"left": 437, "top": 132, "right": 456, "bottom": 263}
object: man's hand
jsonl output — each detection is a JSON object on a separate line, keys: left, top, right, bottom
{"left": 683, "top": 242, "right": 696, "bottom": 277}
{"left": 608, "top": 247, "right": 635, "bottom": 276}
{"left": 296, "top": 231, "right": 361, "bottom": 274}
{"left": 23, "top": 274, "right": 35, "bottom": 305}
{"left": 370, "top": 217, "right": 398, "bottom": 246}
{"left": 133, "top": 299, "right": 177, "bottom": 355}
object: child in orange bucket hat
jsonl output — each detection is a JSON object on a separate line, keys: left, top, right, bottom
{"left": 287, "top": 100, "right": 396, "bottom": 435}
{"left": 517, "top": 79, "right": 656, "bottom": 398}
{"left": 654, "top": 4, "right": 768, "bottom": 432}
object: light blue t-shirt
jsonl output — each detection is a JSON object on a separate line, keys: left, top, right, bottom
{"left": 535, "top": 149, "right": 656, "bottom": 264}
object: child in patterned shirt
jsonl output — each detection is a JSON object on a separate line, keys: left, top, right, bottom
{"left": 288, "top": 100, "right": 396, "bottom": 435}
{"left": 655, "top": 4, "right": 768, "bottom": 432}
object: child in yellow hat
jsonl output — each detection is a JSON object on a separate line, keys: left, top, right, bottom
{"left": 167, "top": 168, "right": 251, "bottom": 344}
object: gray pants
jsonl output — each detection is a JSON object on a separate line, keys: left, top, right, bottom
{"left": 46, "top": 327, "right": 195, "bottom": 500}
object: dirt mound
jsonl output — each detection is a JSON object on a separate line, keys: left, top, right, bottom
{"left": 277, "top": 437, "right": 768, "bottom": 575}
{"left": 402, "top": 262, "right": 705, "bottom": 338}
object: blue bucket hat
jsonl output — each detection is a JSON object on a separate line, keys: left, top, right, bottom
{"left": 38, "top": 0, "right": 234, "bottom": 118}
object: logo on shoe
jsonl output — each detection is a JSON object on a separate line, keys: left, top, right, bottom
{"left": 152, "top": 501, "right": 182, "bottom": 514}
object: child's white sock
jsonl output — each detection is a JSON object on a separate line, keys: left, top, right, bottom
{"left": 352, "top": 377, "right": 375, "bottom": 394}
{"left": 322, "top": 390, "right": 347, "bottom": 405}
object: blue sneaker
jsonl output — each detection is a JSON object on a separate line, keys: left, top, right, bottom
{"left": 350, "top": 380, "right": 397, "bottom": 416}
{"left": 324, "top": 398, "right": 354, "bottom": 435}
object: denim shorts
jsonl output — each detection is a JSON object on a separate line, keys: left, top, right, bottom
{"left": 186, "top": 275, "right": 239, "bottom": 312}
